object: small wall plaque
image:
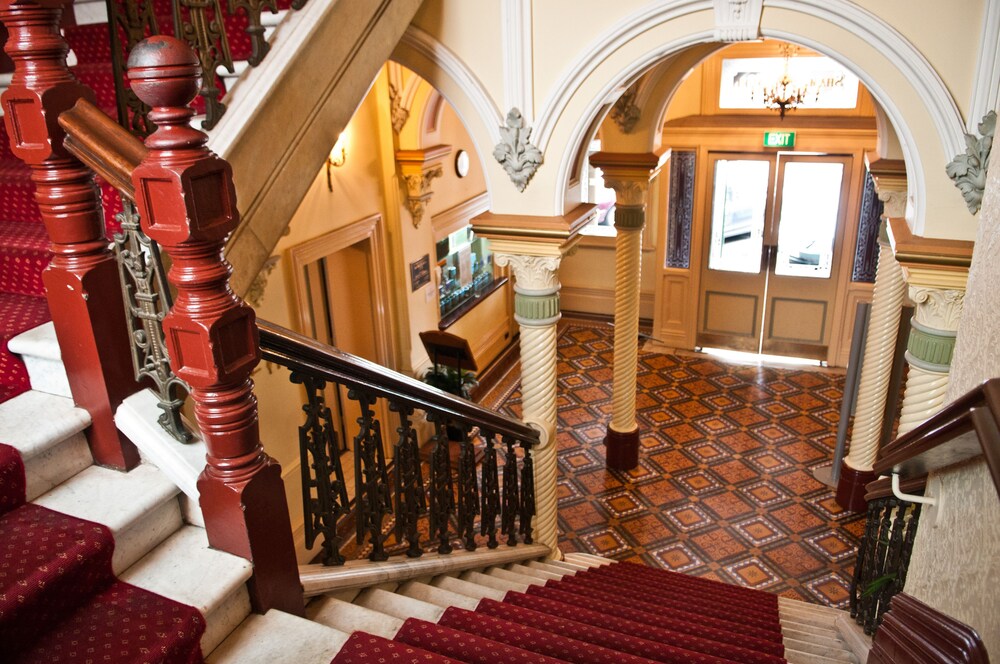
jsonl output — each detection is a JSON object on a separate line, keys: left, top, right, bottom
{"left": 410, "top": 254, "right": 431, "bottom": 291}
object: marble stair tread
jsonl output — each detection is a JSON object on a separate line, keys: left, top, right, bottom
{"left": 207, "top": 610, "right": 349, "bottom": 663}
{"left": 354, "top": 588, "right": 445, "bottom": 623}
{"left": 485, "top": 566, "right": 543, "bottom": 588}
{"left": 782, "top": 626, "right": 847, "bottom": 648}
{"left": 460, "top": 570, "right": 529, "bottom": 593}
{"left": 431, "top": 574, "right": 507, "bottom": 601}
{"left": 120, "top": 525, "right": 253, "bottom": 653}
{"left": 307, "top": 596, "right": 404, "bottom": 639}
{"left": 782, "top": 619, "right": 839, "bottom": 639}
{"left": 780, "top": 603, "right": 840, "bottom": 629}
{"left": 397, "top": 580, "right": 481, "bottom": 611}
{"left": 525, "top": 559, "right": 582, "bottom": 574}
{"left": 8, "top": 323, "right": 71, "bottom": 398}
{"left": 33, "top": 462, "right": 182, "bottom": 573}
{"left": 562, "top": 552, "right": 611, "bottom": 567}
{"left": 784, "top": 648, "right": 859, "bottom": 664}
{"left": 784, "top": 636, "right": 857, "bottom": 662}
{"left": 506, "top": 562, "right": 562, "bottom": 580}
{"left": 8, "top": 321, "right": 61, "bottom": 361}
{"left": 0, "top": 389, "right": 89, "bottom": 459}
{"left": 779, "top": 596, "right": 847, "bottom": 616}
{"left": 834, "top": 613, "right": 872, "bottom": 664}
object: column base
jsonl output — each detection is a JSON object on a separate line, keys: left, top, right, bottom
{"left": 604, "top": 426, "right": 639, "bottom": 471}
{"left": 835, "top": 461, "right": 877, "bottom": 513}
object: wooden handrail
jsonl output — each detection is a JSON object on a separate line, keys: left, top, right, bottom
{"left": 257, "top": 318, "right": 540, "bottom": 445}
{"left": 865, "top": 475, "right": 926, "bottom": 502}
{"left": 58, "top": 97, "right": 148, "bottom": 200}
{"left": 874, "top": 378, "right": 1000, "bottom": 501}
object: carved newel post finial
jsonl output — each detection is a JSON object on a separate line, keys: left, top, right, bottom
{"left": 128, "top": 36, "right": 303, "bottom": 617}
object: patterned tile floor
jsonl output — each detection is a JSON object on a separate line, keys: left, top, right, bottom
{"left": 482, "top": 318, "right": 866, "bottom": 608}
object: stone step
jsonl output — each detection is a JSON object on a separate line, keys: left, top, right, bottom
{"left": 431, "top": 574, "right": 507, "bottom": 601}
{"left": 785, "top": 636, "right": 857, "bottom": 662}
{"left": 8, "top": 323, "right": 71, "bottom": 399}
{"left": 307, "top": 596, "right": 404, "bottom": 639}
{"left": 785, "top": 648, "right": 859, "bottom": 664}
{"left": 563, "top": 551, "right": 613, "bottom": 567}
{"left": 207, "top": 610, "right": 349, "bottom": 663}
{"left": 0, "top": 389, "right": 92, "bottom": 501}
{"left": 397, "top": 580, "right": 480, "bottom": 611}
{"left": 460, "top": 569, "right": 527, "bottom": 593}
{"left": 120, "top": 525, "right": 253, "bottom": 655}
{"left": 485, "top": 566, "right": 542, "bottom": 588}
{"left": 354, "top": 587, "right": 445, "bottom": 623}
{"left": 33, "top": 462, "right": 182, "bottom": 574}
{"left": 507, "top": 562, "right": 562, "bottom": 581}
{"left": 525, "top": 559, "right": 580, "bottom": 575}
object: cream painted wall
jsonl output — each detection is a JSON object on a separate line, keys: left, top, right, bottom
{"left": 406, "top": 0, "right": 981, "bottom": 240}
{"left": 560, "top": 240, "right": 657, "bottom": 319}
{"left": 248, "top": 67, "right": 487, "bottom": 562}
{"left": 904, "top": 162, "right": 1000, "bottom": 654}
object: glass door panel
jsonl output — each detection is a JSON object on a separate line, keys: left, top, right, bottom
{"left": 773, "top": 161, "right": 844, "bottom": 279}
{"left": 707, "top": 159, "right": 771, "bottom": 273}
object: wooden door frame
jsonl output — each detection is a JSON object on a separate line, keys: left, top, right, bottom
{"left": 287, "top": 213, "right": 397, "bottom": 370}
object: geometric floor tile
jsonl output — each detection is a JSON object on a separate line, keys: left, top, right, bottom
{"left": 482, "top": 318, "right": 867, "bottom": 608}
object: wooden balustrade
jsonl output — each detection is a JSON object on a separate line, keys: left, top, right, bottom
{"left": 0, "top": 0, "right": 140, "bottom": 469}
{"left": 126, "top": 35, "right": 301, "bottom": 615}
{"left": 258, "top": 319, "right": 539, "bottom": 566}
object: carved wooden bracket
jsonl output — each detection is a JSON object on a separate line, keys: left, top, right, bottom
{"left": 396, "top": 144, "right": 451, "bottom": 227}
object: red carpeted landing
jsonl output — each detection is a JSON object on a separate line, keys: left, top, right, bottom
{"left": 0, "top": 443, "right": 206, "bottom": 663}
{"left": 332, "top": 560, "right": 788, "bottom": 664}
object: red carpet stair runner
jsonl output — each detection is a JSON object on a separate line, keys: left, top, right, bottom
{"left": 0, "top": 0, "right": 295, "bottom": 404}
{"left": 0, "top": 442, "right": 206, "bottom": 662}
{"left": 322, "top": 560, "right": 794, "bottom": 664}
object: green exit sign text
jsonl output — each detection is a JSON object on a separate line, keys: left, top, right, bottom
{"left": 763, "top": 131, "right": 796, "bottom": 148}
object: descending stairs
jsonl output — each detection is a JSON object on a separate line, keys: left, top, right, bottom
{"left": 0, "top": 323, "right": 866, "bottom": 663}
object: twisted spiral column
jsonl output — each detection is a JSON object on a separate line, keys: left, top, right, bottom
{"left": 895, "top": 287, "right": 964, "bottom": 435}
{"left": 590, "top": 153, "right": 658, "bottom": 471}
{"left": 837, "top": 233, "right": 906, "bottom": 511}
{"left": 609, "top": 212, "right": 643, "bottom": 434}
{"left": 494, "top": 252, "right": 563, "bottom": 557}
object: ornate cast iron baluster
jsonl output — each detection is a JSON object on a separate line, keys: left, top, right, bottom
{"left": 113, "top": 201, "right": 192, "bottom": 443}
{"left": 864, "top": 497, "right": 898, "bottom": 634}
{"left": 519, "top": 441, "right": 535, "bottom": 545}
{"left": 106, "top": 0, "right": 160, "bottom": 136}
{"left": 501, "top": 436, "right": 519, "bottom": 546}
{"left": 228, "top": 0, "right": 275, "bottom": 67}
{"left": 174, "top": 0, "right": 235, "bottom": 129}
{"left": 850, "top": 498, "right": 880, "bottom": 620}
{"left": 292, "top": 372, "right": 349, "bottom": 566}
{"left": 479, "top": 430, "right": 500, "bottom": 549}
{"left": 391, "top": 401, "right": 425, "bottom": 558}
{"left": 350, "top": 389, "right": 392, "bottom": 562}
{"left": 428, "top": 414, "right": 454, "bottom": 554}
{"left": 456, "top": 424, "right": 479, "bottom": 551}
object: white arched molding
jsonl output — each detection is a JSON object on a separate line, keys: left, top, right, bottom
{"left": 538, "top": 0, "right": 965, "bottom": 230}
{"left": 394, "top": 26, "right": 504, "bottom": 147}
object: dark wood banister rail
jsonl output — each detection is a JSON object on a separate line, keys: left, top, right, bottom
{"left": 873, "top": 377, "right": 1000, "bottom": 500}
{"left": 257, "top": 318, "right": 541, "bottom": 445}
{"left": 59, "top": 98, "right": 147, "bottom": 199}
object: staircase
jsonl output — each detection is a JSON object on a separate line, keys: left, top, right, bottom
{"left": 0, "top": 325, "right": 863, "bottom": 663}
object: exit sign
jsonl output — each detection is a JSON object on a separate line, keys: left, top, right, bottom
{"left": 763, "top": 131, "right": 796, "bottom": 148}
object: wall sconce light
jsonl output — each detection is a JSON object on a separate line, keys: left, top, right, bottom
{"left": 325, "top": 135, "right": 347, "bottom": 192}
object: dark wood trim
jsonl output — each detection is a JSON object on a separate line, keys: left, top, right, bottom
{"left": 59, "top": 97, "right": 147, "bottom": 200}
{"left": 869, "top": 593, "right": 989, "bottom": 664}
{"left": 865, "top": 475, "right": 926, "bottom": 502}
{"left": 438, "top": 277, "right": 508, "bottom": 330}
{"left": 257, "top": 318, "right": 540, "bottom": 445}
{"left": 874, "top": 378, "right": 1000, "bottom": 502}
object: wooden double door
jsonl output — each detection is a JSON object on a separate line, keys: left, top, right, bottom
{"left": 697, "top": 151, "right": 852, "bottom": 360}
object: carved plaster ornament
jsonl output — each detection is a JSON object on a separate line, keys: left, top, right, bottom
{"left": 946, "top": 110, "right": 995, "bottom": 214}
{"left": 909, "top": 287, "right": 965, "bottom": 331}
{"left": 389, "top": 82, "right": 410, "bottom": 135}
{"left": 610, "top": 86, "right": 641, "bottom": 134}
{"left": 401, "top": 166, "right": 443, "bottom": 227}
{"left": 493, "top": 108, "right": 543, "bottom": 192}
{"left": 877, "top": 188, "right": 907, "bottom": 219}
{"left": 494, "top": 253, "right": 561, "bottom": 292}
{"left": 713, "top": 0, "right": 763, "bottom": 42}
{"left": 602, "top": 177, "right": 646, "bottom": 207}
{"left": 244, "top": 255, "right": 280, "bottom": 309}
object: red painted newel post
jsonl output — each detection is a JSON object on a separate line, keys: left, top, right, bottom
{"left": 127, "top": 36, "right": 303, "bottom": 616}
{"left": 0, "top": 0, "right": 140, "bottom": 469}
